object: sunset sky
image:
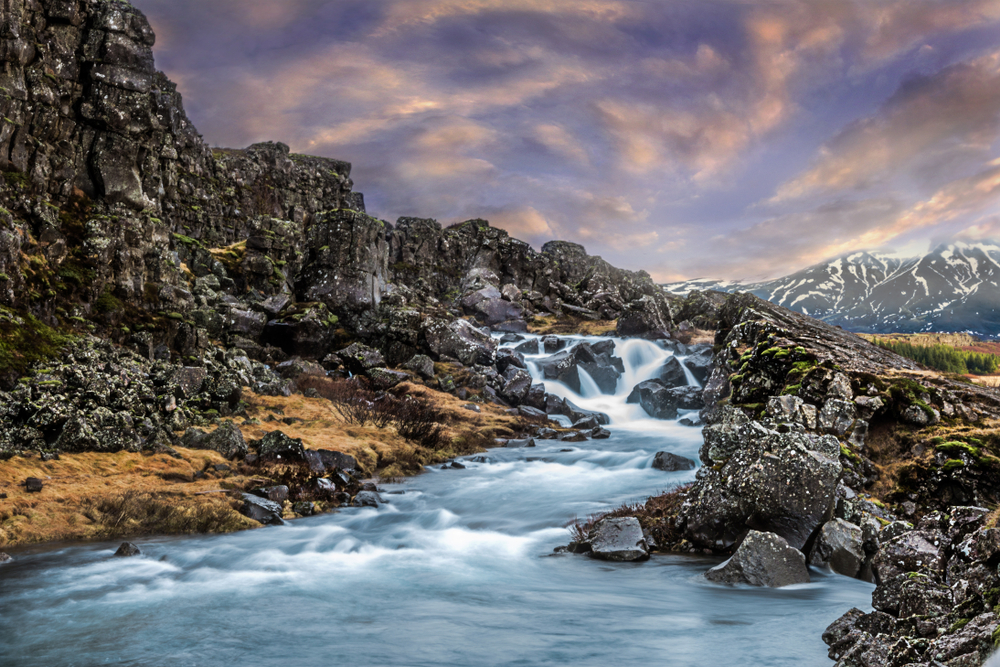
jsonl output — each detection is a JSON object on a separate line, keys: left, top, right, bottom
{"left": 133, "top": 0, "right": 1000, "bottom": 281}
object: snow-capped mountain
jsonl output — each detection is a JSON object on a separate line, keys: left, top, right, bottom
{"left": 664, "top": 242, "right": 1000, "bottom": 336}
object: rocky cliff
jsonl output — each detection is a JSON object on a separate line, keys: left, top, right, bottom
{"left": 0, "top": 0, "right": 676, "bottom": 390}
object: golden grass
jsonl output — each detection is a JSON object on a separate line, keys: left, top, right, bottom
{"left": 241, "top": 382, "right": 527, "bottom": 478}
{"left": 528, "top": 315, "right": 617, "bottom": 336}
{"left": 0, "top": 446, "right": 255, "bottom": 547}
{"left": 0, "top": 381, "right": 531, "bottom": 547}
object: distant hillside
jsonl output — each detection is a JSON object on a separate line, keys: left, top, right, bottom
{"left": 664, "top": 242, "right": 1000, "bottom": 337}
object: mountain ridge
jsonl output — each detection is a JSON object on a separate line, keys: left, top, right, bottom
{"left": 664, "top": 241, "right": 1000, "bottom": 336}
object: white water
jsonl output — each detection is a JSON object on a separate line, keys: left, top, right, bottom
{"left": 0, "top": 334, "right": 872, "bottom": 666}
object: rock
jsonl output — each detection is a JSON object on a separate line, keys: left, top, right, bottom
{"left": 616, "top": 295, "right": 672, "bottom": 338}
{"left": 255, "top": 430, "right": 306, "bottom": 462}
{"left": 809, "top": 519, "right": 865, "bottom": 578}
{"left": 0, "top": 553, "right": 12, "bottom": 565}
{"left": 681, "top": 346, "right": 713, "bottom": 383}
{"left": 572, "top": 416, "right": 600, "bottom": 430}
{"left": 705, "top": 531, "right": 810, "bottom": 587}
{"left": 651, "top": 451, "right": 696, "bottom": 471}
{"left": 514, "top": 339, "right": 540, "bottom": 355}
{"left": 402, "top": 354, "right": 435, "bottom": 379}
{"left": 353, "top": 490, "right": 383, "bottom": 507}
{"left": 424, "top": 318, "right": 497, "bottom": 366}
{"left": 293, "top": 501, "right": 316, "bottom": 516}
{"left": 24, "top": 477, "right": 43, "bottom": 493}
{"left": 535, "top": 342, "right": 623, "bottom": 394}
{"left": 113, "top": 542, "right": 141, "bottom": 557}
{"left": 461, "top": 403, "right": 481, "bottom": 413}
{"left": 303, "top": 449, "right": 357, "bottom": 474}
{"left": 871, "top": 530, "right": 945, "bottom": 583}
{"left": 504, "top": 438, "right": 536, "bottom": 448}
{"left": 500, "top": 369, "right": 533, "bottom": 405}
{"left": 590, "top": 427, "right": 611, "bottom": 439}
{"left": 559, "top": 431, "right": 588, "bottom": 442}
{"left": 682, "top": 420, "right": 842, "bottom": 551}
{"left": 499, "top": 332, "right": 523, "bottom": 342}
{"left": 517, "top": 405, "right": 548, "bottom": 420}
{"left": 626, "top": 381, "right": 702, "bottom": 419}
{"left": 586, "top": 517, "right": 649, "bottom": 562}
{"left": 275, "top": 357, "right": 325, "bottom": 380}
{"left": 253, "top": 485, "right": 289, "bottom": 503}
{"left": 336, "top": 343, "right": 385, "bottom": 375}
{"left": 541, "top": 335, "right": 566, "bottom": 353}
{"left": 193, "top": 422, "right": 247, "bottom": 459}
{"left": 495, "top": 348, "right": 527, "bottom": 374}
{"left": 240, "top": 493, "right": 285, "bottom": 525}
{"left": 657, "top": 356, "right": 689, "bottom": 388}
{"left": 367, "top": 368, "right": 410, "bottom": 388}
{"left": 561, "top": 399, "right": 611, "bottom": 426}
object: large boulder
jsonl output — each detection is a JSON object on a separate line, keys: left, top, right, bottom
{"left": 626, "top": 381, "right": 703, "bottom": 419}
{"left": 681, "top": 420, "right": 842, "bottom": 551}
{"left": 535, "top": 342, "right": 623, "bottom": 394}
{"left": 616, "top": 295, "right": 671, "bottom": 338}
{"left": 705, "top": 531, "right": 810, "bottom": 587}
{"left": 424, "top": 319, "right": 497, "bottom": 366}
{"left": 809, "top": 519, "right": 865, "bottom": 578}
{"left": 586, "top": 517, "right": 649, "bottom": 562}
{"left": 461, "top": 286, "right": 525, "bottom": 328}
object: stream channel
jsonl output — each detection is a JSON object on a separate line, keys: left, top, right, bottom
{"left": 0, "top": 334, "right": 873, "bottom": 666}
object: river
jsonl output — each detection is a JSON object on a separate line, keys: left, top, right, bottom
{"left": 0, "top": 334, "right": 873, "bottom": 666}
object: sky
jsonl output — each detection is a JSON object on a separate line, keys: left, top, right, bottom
{"left": 132, "top": 0, "right": 1000, "bottom": 281}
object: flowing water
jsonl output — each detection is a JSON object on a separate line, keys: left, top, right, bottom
{"left": 0, "top": 335, "right": 873, "bottom": 666}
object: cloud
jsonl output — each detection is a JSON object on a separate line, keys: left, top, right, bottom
{"left": 773, "top": 50, "right": 1000, "bottom": 202}
{"left": 133, "top": 0, "right": 1000, "bottom": 281}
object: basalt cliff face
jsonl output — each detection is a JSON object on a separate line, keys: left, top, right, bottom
{"left": 0, "top": 0, "right": 674, "bottom": 381}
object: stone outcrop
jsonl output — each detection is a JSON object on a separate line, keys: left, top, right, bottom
{"left": 705, "top": 530, "right": 810, "bottom": 588}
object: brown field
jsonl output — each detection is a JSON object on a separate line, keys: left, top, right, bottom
{"left": 0, "top": 381, "right": 531, "bottom": 548}
{"left": 528, "top": 315, "right": 617, "bottom": 336}
{"left": 860, "top": 332, "right": 1000, "bottom": 356}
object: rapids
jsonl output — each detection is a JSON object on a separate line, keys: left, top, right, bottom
{"left": 0, "top": 334, "right": 872, "bottom": 666}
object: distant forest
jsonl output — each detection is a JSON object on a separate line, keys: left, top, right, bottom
{"left": 875, "top": 340, "right": 1000, "bottom": 375}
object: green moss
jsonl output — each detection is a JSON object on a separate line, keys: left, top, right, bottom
{"left": 782, "top": 383, "right": 802, "bottom": 395}
{"left": 840, "top": 444, "right": 861, "bottom": 463}
{"left": 165, "top": 312, "right": 184, "bottom": 320}
{"left": 93, "top": 288, "right": 122, "bottom": 314}
{"left": 942, "top": 459, "right": 965, "bottom": 473}
{"left": 936, "top": 441, "right": 981, "bottom": 458}
{"left": 0, "top": 308, "right": 73, "bottom": 378}
{"left": 171, "top": 233, "right": 202, "bottom": 248}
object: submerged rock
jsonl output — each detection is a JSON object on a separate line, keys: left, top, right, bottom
{"left": 113, "top": 542, "right": 141, "bottom": 557}
{"left": 587, "top": 517, "right": 649, "bottom": 562}
{"left": 705, "top": 531, "right": 809, "bottom": 588}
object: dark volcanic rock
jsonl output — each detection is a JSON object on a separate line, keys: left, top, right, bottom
{"left": 705, "top": 531, "right": 809, "bottom": 588}
{"left": 24, "top": 477, "right": 43, "bottom": 493}
{"left": 657, "top": 356, "right": 689, "bottom": 388}
{"left": 303, "top": 449, "right": 357, "bottom": 474}
{"left": 586, "top": 517, "right": 649, "bottom": 562}
{"left": 626, "top": 381, "right": 703, "bottom": 419}
{"left": 535, "top": 342, "right": 623, "bottom": 395}
{"left": 240, "top": 493, "right": 285, "bottom": 525}
{"left": 651, "top": 452, "right": 696, "bottom": 471}
{"left": 113, "top": 542, "right": 141, "bottom": 557}
{"left": 255, "top": 430, "right": 306, "bottom": 462}
{"left": 808, "top": 519, "right": 864, "bottom": 578}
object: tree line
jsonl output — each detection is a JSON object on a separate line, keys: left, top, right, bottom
{"left": 875, "top": 339, "right": 1000, "bottom": 375}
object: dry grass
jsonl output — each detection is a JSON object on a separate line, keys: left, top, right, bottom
{"left": 240, "top": 381, "right": 525, "bottom": 478}
{"left": 0, "top": 381, "right": 529, "bottom": 547}
{"left": 528, "top": 315, "right": 617, "bottom": 336}
{"left": 571, "top": 484, "right": 692, "bottom": 550}
{"left": 0, "top": 446, "right": 257, "bottom": 547}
